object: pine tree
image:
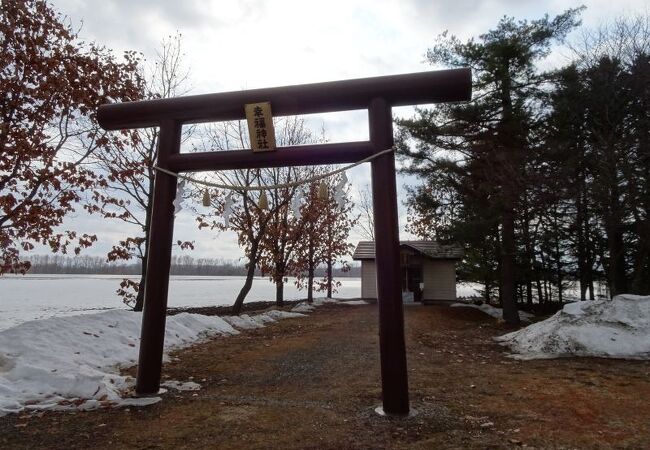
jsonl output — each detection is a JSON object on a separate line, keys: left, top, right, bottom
{"left": 397, "top": 9, "right": 583, "bottom": 324}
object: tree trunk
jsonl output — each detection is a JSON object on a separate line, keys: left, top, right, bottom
{"left": 631, "top": 237, "right": 650, "bottom": 294}
{"left": 276, "top": 278, "right": 284, "bottom": 307}
{"left": 630, "top": 193, "right": 650, "bottom": 294}
{"left": 630, "top": 155, "right": 650, "bottom": 294}
{"left": 133, "top": 263, "right": 147, "bottom": 311}
{"left": 497, "top": 62, "right": 520, "bottom": 326}
{"left": 274, "top": 255, "right": 285, "bottom": 307}
{"left": 232, "top": 238, "right": 259, "bottom": 315}
{"left": 521, "top": 205, "right": 533, "bottom": 306}
{"left": 555, "top": 215, "right": 563, "bottom": 304}
{"left": 576, "top": 177, "right": 589, "bottom": 301}
{"left": 501, "top": 208, "right": 520, "bottom": 325}
{"left": 543, "top": 277, "right": 550, "bottom": 304}
{"left": 606, "top": 218, "right": 627, "bottom": 297}
{"left": 326, "top": 257, "right": 333, "bottom": 298}
{"left": 307, "top": 263, "right": 314, "bottom": 304}
{"left": 307, "top": 235, "right": 315, "bottom": 304}
{"left": 133, "top": 160, "right": 156, "bottom": 312}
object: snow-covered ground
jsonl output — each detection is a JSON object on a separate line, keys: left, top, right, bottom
{"left": 450, "top": 302, "right": 535, "bottom": 322}
{"left": 0, "top": 275, "right": 481, "bottom": 331}
{"left": 0, "top": 274, "right": 362, "bottom": 331}
{"left": 496, "top": 295, "right": 650, "bottom": 360}
{"left": 0, "top": 300, "right": 339, "bottom": 417}
{"left": 456, "top": 282, "right": 482, "bottom": 298}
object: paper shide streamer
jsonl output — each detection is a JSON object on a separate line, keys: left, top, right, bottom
{"left": 160, "top": 146, "right": 394, "bottom": 226}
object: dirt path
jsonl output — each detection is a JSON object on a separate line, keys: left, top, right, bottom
{"left": 2, "top": 304, "right": 649, "bottom": 449}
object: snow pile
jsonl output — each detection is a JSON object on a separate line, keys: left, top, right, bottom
{"left": 451, "top": 302, "right": 534, "bottom": 322}
{"left": 339, "top": 300, "right": 368, "bottom": 306}
{"left": 290, "top": 297, "right": 340, "bottom": 312}
{"left": 496, "top": 295, "right": 650, "bottom": 360}
{"left": 313, "top": 297, "right": 339, "bottom": 305}
{"left": 264, "top": 310, "right": 305, "bottom": 320}
{"left": 161, "top": 380, "right": 201, "bottom": 391}
{"left": 292, "top": 303, "right": 316, "bottom": 313}
{"left": 222, "top": 310, "right": 305, "bottom": 330}
{"left": 223, "top": 314, "right": 268, "bottom": 330}
{"left": 0, "top": 305, "right": 312, "bottom": 416}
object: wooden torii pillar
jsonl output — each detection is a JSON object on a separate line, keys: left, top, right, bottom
{"left": 97, "top": 68, "right": 471, "bottom": 416}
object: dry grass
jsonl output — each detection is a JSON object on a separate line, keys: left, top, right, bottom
{"left": 1, "top": 303, "right": 649, "bottom": 449}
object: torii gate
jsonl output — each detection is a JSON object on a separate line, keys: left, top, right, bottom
{"left": 97, "top": 68, "right": 471, "bottom": 416}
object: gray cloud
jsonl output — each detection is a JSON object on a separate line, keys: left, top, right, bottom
{"left": 52, "top": 0, "right": 229, "bottom": 54}
{"left": 37, "top": 0, "right": 650, "bottom": 263}
{"left": 395, "top": 0, "right": 570, "bottom": 43}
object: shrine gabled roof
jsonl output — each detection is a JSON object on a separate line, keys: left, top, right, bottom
{"left": 352, "top": 241, "right": 463, "bottom": 261}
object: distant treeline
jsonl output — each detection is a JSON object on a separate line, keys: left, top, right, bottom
{"left": 25, "top": 254, "right": 360, "bottom": 277}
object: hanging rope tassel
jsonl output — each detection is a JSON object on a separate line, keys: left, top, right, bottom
{"left": 318, "top": 181, "right": 328, "bottom": 200}
{"left": 173, "top": 181, "right": 186, "bottom": 215}
{"left": 223, "top": 193, "right": 234, "bottom": 228}
{"left": 202, "top": 188, "right": 211, "bottom": 207}
{"left": 291, "top": 190, "right": 303, "bottom": 219}
{"left": 152, "top": 146, "right": 396, "bottom": 192}
{"left": 258, "top": 191, "right": 269, "bottom": 210}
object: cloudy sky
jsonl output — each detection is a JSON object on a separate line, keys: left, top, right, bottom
{"left": 47, "top": 0, "right": 648, "bottom": 263}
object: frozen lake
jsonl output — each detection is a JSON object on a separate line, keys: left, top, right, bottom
{"left": 0, "top": 274, "right": 363, "bottom": 331}
{"left": 0, "top": 274, "right": 482, "bottom": 331}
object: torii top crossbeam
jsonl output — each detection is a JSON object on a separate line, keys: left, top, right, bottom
{"left": 98, "top": 69, "right": 470, "bottom": 173}
{"left": 97, "top": 68, "right": 472, "bottom": 416}
{"left": 99, "top": 69, "right": 470, "bottom": 129}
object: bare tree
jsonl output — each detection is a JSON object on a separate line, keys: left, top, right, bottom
{"left": 91, "top": 33, "right": 194, "bottom": 310}
{"left": 195, "top": 117, "right": 321, "bottom": 313}
{"left": 570, "top": 14, "right": 650, "bottom": 67}
{"left": 354, "top": 184, "right": 375, "bottom": 241}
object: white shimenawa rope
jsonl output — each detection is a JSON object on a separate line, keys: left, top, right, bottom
{"left": 153, "top": 146, "right": 395, "bottom": 192}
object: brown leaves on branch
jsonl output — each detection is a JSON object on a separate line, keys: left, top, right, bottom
{"left": 292, "top": 175, "right": 357, "bottom": 298}
{"left": 193, "top": 117, "right": 356, "bottom": 309}
{"left": 0, "top": 0, "right": 143, "bottom": 273}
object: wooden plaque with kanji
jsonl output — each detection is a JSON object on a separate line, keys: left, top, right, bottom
{"left": 245, "top": 102, "right": 277, "bottom": 152}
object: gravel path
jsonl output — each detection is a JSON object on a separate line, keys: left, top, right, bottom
{"left": 2, "top": 303, "right": 650, "bottom": 449}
